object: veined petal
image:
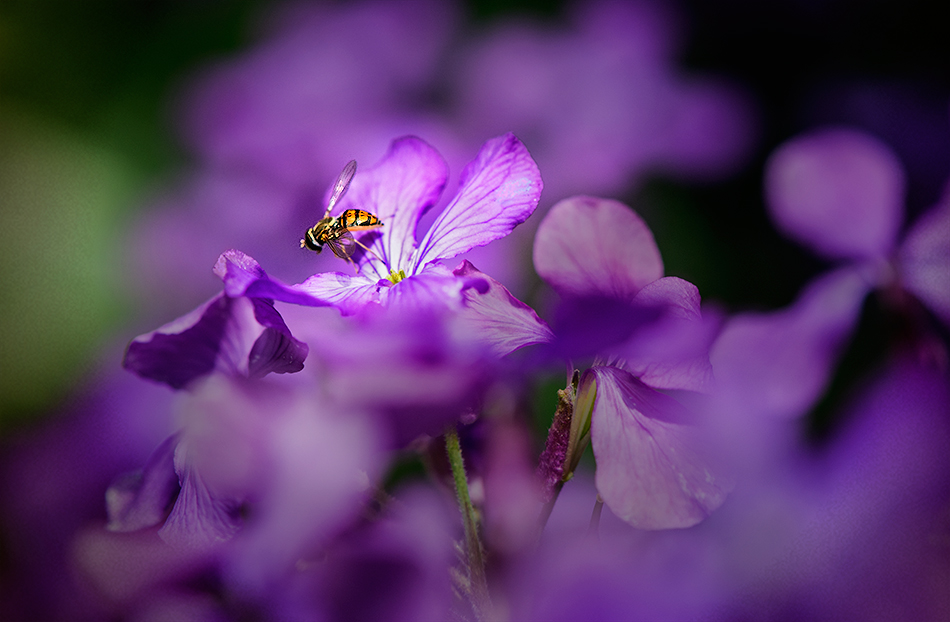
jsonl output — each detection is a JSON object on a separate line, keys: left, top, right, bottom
{"left": 765, "top": 128, "right": 905, "bottom": 260}
{"left": 158, "top": 442, "right": 242, "bottom": 550}
{"left": 589, "top": 366, "right": 731, "bottom": 529}
{"left": 413, "top": 133, "right": 542, "bottom": 270}
{"left": 451, "top": 260, "right": 554, "bottom": 357}
{"left": 332, "top": 137, "right": 449, "bottom": 276}
{"left": 710, "top": 266, "right": 871, "bottom": 419}
{"left": 383, "top": 265, "right": 472, "bottom": 312}
{"left": 294, "top": 271, "right": 387, "bottom": 316}
{"left": 534, "top": 196, "right": 663, "bottom": 300}
{"left": 899, "top": 200, "right": 950, "bottom": 326}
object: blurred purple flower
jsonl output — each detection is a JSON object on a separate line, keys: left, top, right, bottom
{"left": 508, "top": 358, "right": 950, "bottom": 621}
{"left": 102, "top": 375, "right": 384, "bottom": 583}
{"left": 533, "top": 196, "right": 730, "bottom": 529}
{"left": 453, "top": 0, "right": 756, "bottom": 201}
{"left": 712, "top": 127, "right": 949, "bottom": 425}
{"left": 123, "top": 249, "right": 311, "bottom": 390}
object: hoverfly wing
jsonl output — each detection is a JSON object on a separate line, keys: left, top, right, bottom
{"left": 325, "top": 160, "right": 357, "bottom": 217}
{"left": 326, "top": 229, "right": 357, "bottom": 261}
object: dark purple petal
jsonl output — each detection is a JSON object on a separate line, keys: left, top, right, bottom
{"left": 125, "top": 293, "right": 309, "bottom": 388}
{"left": 124, "top": 295, "right": 230, "bottom": 389}
{"left": 247, "top": 298, "right": 308, "bottom": 377}
{"left": 106, "top": 434, "right": 181, "bottom": 532}
{"left": 764, "top": 128, "right": 905, "bottom": 260}
{"left": 615, "top": 277, "right": 717, "bottom": 392}
{"left": 533, "top": 196, "right": 663, "bottom": 300}
{"left": 332, "top": 136, "right": 448, "bottom": 276}
{"left": 710, "top": 266, "right": 871, "bottom": 419}
{"left": 451, "top": 260, "right": 554, "bottom": 356}
{"left": 898, "top": 199, "right": 950, "bottom": 325}
{"left": 158, "top": 442, "right": 242, "bottom": 549}
{"left": 588, "top": 366, "right": 731, "bottom": 529}
{"left": 413, "top": 133, "right": 543, "bottom": 270}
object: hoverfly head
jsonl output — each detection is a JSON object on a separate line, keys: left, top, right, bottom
{"left": 301, "top": 226, "right": 325, "bottom": 253}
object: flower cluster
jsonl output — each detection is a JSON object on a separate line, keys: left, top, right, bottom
{"left": 1, "top": 3, "right": 947, "bottom": 622}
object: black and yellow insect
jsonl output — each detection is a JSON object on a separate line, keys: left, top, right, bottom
{"left": 300, "top": 160, "right": 384, "bottom": 264}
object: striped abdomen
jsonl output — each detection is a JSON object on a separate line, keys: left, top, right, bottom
{"left": 338, "top": 209, "right": 382, "bottom": 231}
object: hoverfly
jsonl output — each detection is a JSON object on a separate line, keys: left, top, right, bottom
{"left": 300, "top": 160, "right": 384, "bottom": 267}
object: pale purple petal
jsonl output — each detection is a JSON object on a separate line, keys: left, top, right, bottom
{"left": 615, "top": 277, "right": 717, "bottom": 392}
{"left": 534, "top": 196, "right": 663, "bottom": 299}
{"left": 764, "top": 128, "right": 905, "bottom": 260}
{"left": 589, "top": 366, "right": 732, "bottom": 529}
{"left": 413, "top": 133, "right": 542, "bottom": 270}
{"left": 294, "top": 271, "right": 387, "bottom": 316}
{"left": 383, "top": 264, "right": 474, "bottom": 312}
{"left": 710, "top": 266, "right": 871, "bottom": 419}
{"left": 158, "top": 443, "right": 242, "bottom": 550}
{"left": 451, "top": 260, "right": 554, "bottom": 357}
{"left": 332, "top": 136, "right": 448, "bottom": 276}
{"left": 227, "top": 402, "right": 384, "bottom": 595}
{"left": 899, "top": 200, "right": 950, "bottom": 325}
{"left": 106, "top": 434, "right": 180, "bottom": 532}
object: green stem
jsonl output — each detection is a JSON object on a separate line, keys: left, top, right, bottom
{"left": 445, "top": 427, "right": 493, "bottom": 621}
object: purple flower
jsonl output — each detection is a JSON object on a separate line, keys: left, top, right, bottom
{"left": 712, "top": 127, "right": 949, "bottom": 425}
{"left": 452, "top": 0, "right": 756, "bottom": 201}
{"left": 293, "top": 133, "right": 543, "bottom": 315}
{"left": 533, "top": 196, "right": 730, "bottom": 529}
{"left": 123, "top": 249, "right": 311, "bottom": 390}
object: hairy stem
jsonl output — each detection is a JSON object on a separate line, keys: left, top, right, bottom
{"left": 445, "top": 427, "right": 492, "bottom": 621}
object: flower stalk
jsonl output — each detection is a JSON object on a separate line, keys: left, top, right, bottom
{"left": 445, "top": 427, "right": 493, "bottom": 621}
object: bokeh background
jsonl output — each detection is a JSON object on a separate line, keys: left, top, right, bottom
{"left": 1, "top": 0, "right": 946, "bottom": 434}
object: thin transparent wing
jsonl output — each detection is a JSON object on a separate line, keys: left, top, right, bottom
{"left": 327, "top": 230, "right": 357, "bottom": 260}
{"left": 325, "top": 160, "right": 358, "bottom": 217}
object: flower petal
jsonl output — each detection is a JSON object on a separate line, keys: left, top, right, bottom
{"left": 214, "top": 249, "right": 334, "bottom": 307}
{"left": 124, "top": 294, "right": 308, "bottom": 388}
{"left": 333, "top": 136, "right": 449, "bottom": 277}
{"left": 294, "top": 271, "right": 387, "bottom": 316}
{"left": 158, "top": 442, "right": 242, "bottom": 549}
{"left": 106, "top": 434, "right": 181, "bottom": 532}
{"left": 534, "top": 196, "right": 663, "bottom": 299}
{"left": 589, "top": 366, "right": 731, "bottom": 529}
{"left": 899, "top": 200, "right": 950, "bottom": 326}
{"left": 764, "top": 128, "right": 905, "bottom": 260}
{"left": 413, "top": 133, "right": 542, "bottom": 270}
{"left": 616, "top": 277, "right": 717, "bottom": 392}
{"left": 124, "top": 294, "right": 230, "bottom": 389}
{"left": 451, "top": 260, "right": 554, "bottom": 356}
{"left": 710, "top": 266, "right": 871, "bottom": 419}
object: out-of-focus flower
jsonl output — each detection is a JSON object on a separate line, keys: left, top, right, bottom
{"left": 506, "top": 357, "right": 950, "bottom": 621}
{"left": 101, "top": 375, "right": 384, "bottom": 585}
{"left": 123, "top": 249, "right": 311, "bottom": 390}
{"left": 533, "top": 196, "right": 730, "bottom": 529}
{"left": 712, "top": 127, "right": 950, "bottom": 427}
{"left": 453, "top": 0, "right": 756, "bottom": 200}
